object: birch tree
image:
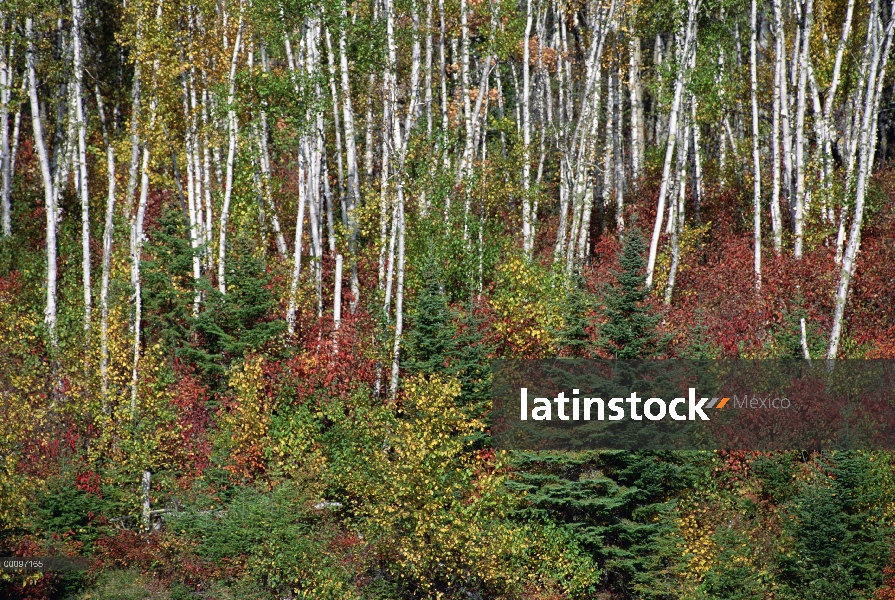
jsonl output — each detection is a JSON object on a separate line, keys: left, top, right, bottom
{"left": 96, "top": 84, "right": 115, "bottom": 403}
{"left": 828, "top": 0, "right": 895, "bottom": 359}
{"left": 769, "top": 0, "right": 785, "bottom": 253}
{"left": 751, "top": 0, "right": 762, "bottom": 289}
{"left": 336, "top": 2, "right": 361, "bottom": 312}
{"left": 0, "top": 14, "right": 16, "bottom": 239}
{"left": 521, "top": 0, "right": 533, "bottom": 256}
{"left": 26, "top": 17, "right": 59, "bottom": 347}
{"left": 218, "top": 2, "right": 245, "bottom": 294}
{"left": 793, "top": 0, "right": 813, "bottom": 259}
{"left": 645, "top": 0, "right": 700, "bottom": 289}
{"left": 72, "top": 0, "right": 91, "bottom": 330}
{"left": 629, "top": 34, "right": 645, "bottom": 188}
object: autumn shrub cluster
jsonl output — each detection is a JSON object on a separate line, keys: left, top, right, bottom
{"left": 3, "top": 160, "right": 895, "bottom": 599}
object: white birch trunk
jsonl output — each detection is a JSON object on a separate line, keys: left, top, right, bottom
{"left": 645, "top": 0, "right": 700, "bottom": 289}
{"left": 72, "top": 0, "right": 91, "bottom": 330}
{"left": 389, "top": 190, "right": 405, "bottom": 399}
{"left": 751, "top": 0, "right": 762, "bottom": 289}
{"left": 26, "top": 18, "right": 59, "bottom": 348}
{"left": 521, "top": 0, "right": 533, "bottom": 256}
{"left": 0, "top": 22, "right": 14, "bottom": 238}
{"left": 691, "top": 99, "right": 703, "bottom": 218}
{"left": 424, "top": 0, "right": 434, "bottom": 139}
{"left": 665, "top": 103, "right": 691, "bottom": 305}
{"left": 793, "top": 0, "right": 813, "bottom": 259}
{"left": 828, "top": 0, "right": 895, "bottom": 359}
{"left": 286, "top": 147, "right": 307, "bottom": 336}
{"left": 770, "top": 0, "right": 784, "bottom": 253}
{"left": 131, "top": 144, "right": 150, "bottom": 416}
{"left": 333, "top": 253, "right": 343, "bottom": 330}
{"left": 96, "top": 85, "right": 115, "bottom": 403}
{"left": 217, "top": 5, "right": 244, "bottom": 294}
{"left": 629, "top": 35, "right": 644, "bottom": 187}
{"left": 337, "top": 6, "right": 361, "bottom": 312}
{"left": 131, "top": 0, "right": 163, "bottom": 416}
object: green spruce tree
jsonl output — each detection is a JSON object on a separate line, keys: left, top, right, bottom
{"left": 554, "top": 272, "right": 595, "bottom": 358}
{"left": 600, "top": 230, "right": 666, "bottom": 359}
{"left": 402, "top": 270, "right": 457, "bottom": 377}
{"left": 181, "top": 236, "right": 284, "bottom": 381}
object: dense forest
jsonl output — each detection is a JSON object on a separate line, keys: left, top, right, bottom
{"left": 2, "top": 0, "right": 895, "bottom": 597}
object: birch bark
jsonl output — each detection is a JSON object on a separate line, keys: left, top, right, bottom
{"left": 337, "top": 4, "right": 361, "bottom": 311}
{"left": 828, "top": 0, "right": 895, "bottom": 358}
{"left": 218, "top": 3, "right": 244, "bottom": 294}
{"left": 0, "top": 19, "right": 13, "bottom": 238}
{"left": 96, "top": 86, "right": 115, "bottom": 403}
{"left": 751, "top": 0, "right": 762, "bottom": 289}
{"left": 521, "top": 0, "right": 533, "bottom": 256}
{"left": 72, "top": 0, "right": 91, "bottom": 330}
{"left": 629, "top": 35, "right": 644, "bottom": 187}
{"left": 26, "top": 18, "right": 59, "bottom": 347}
{"left": 770, "top": 0, "right": 785, "bottom": 252}
{"left": 793, "top": 0, "right": 814, "bottom": 259}
{"left": 645, "top": 0, "right": 700, "bottom": 289}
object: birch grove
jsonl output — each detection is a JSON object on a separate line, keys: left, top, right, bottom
{"left": 1, "top": 0, "right": 895, "bottom": 390}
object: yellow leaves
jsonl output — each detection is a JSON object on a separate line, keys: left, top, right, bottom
{"left": 676, "top": 505, "right": 719, "bottom": 583}
{"left": 217, "top": 356, "right": 271, "bottom": 478}
{"left": 652, "top": 220, "right": 712, "bottom": 297}
{"left": 489, "top": 253, "right": 563, "bottom": 358}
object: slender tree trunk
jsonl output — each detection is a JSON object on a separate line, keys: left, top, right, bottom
{"left": 629, "top": 35, "right": 644, "bottom": 188}
{"left": 521, "top": 0, "right": 533, "bottom": 256}
{"left": 751, "top": 0, "right": 762, "bottom": 289}
{"left": 26, "top": 18, "right": 59, "bottom": 348}
{"left": 337, "top": 6, "right": 360, "bottom": 312}
{"left": 389, "top": 188, "right": 405, "bottom": 399}
{"left": 780, "top": 7, "right": 794, "bottom": 207}
{"left": 218, "top": 5, "right": 244, "bottom": 294}
{"left": 614, "top": 62, "right": 625, "bottom": 234}
{"left": 404, "top": 0, "right": 422, "bottom": 141}
{"left": 127, "top": 22, "right": 143, "bottom": 220}
{"left": 645, "top": 0, "right": 700, "bottom": 289}
{"left": 286, "top": 145, "right": 307, "bottom": 336}
{"left": 424, "top": 0, "right": 433, "bottom": 139}
{"left": 72, "top": 0, "right": 91, "bottom": 330}
{"left": 665, "top": 100, "right": 691, "bottom": 305}
{"left": 131, "top": 144, "right": 151, "bottom": 416}
{"left": 131, "top": 0, "right": 164, "bottom": 417}
{"left": 257, "top": 110, "right": 287, "bottom": 257}
{"left": 201, "top": 89, "right": 215, "bottom": 271}
{"left": 438, "top": 0, "right": 449, "bottom": 170}
{"left": 324, "top": 27, "right": 345, "bottom": 220}
{"left": 793, "top": 0, "right": 814, "bottom": 258}
{"left": 602, "top": 64, "right": 616, "bottom": 228}
{"left": 691, "top": 99, "right": 703, "bottom": 219}
{"left": 770, "top": 0, "right": 785, "bottom": 252}
{"left": 829, "top": 0, "right": 895, "bottom": 358}
{"left": 309, "top": 74, "right": 325, "bottom": 319}
{"left": 0, "top": 22, "right": 14, "bottom": 238}
{"left": 457, "top": 0, "right": 475, "bottom": 239}
{"left": 141, "top": 470, "right": 151, "bottom": 531}
{"left": 379, "top": 0, "right": 396, "bottom": 291}
{"left": 96, "top": 85, "right": 115, "bottom": 404}
{"left": 333, "top": 253, "right": 342, "bottom": 329}
{"left": 180, "top": 62, "right": 204, "bottom": 315}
